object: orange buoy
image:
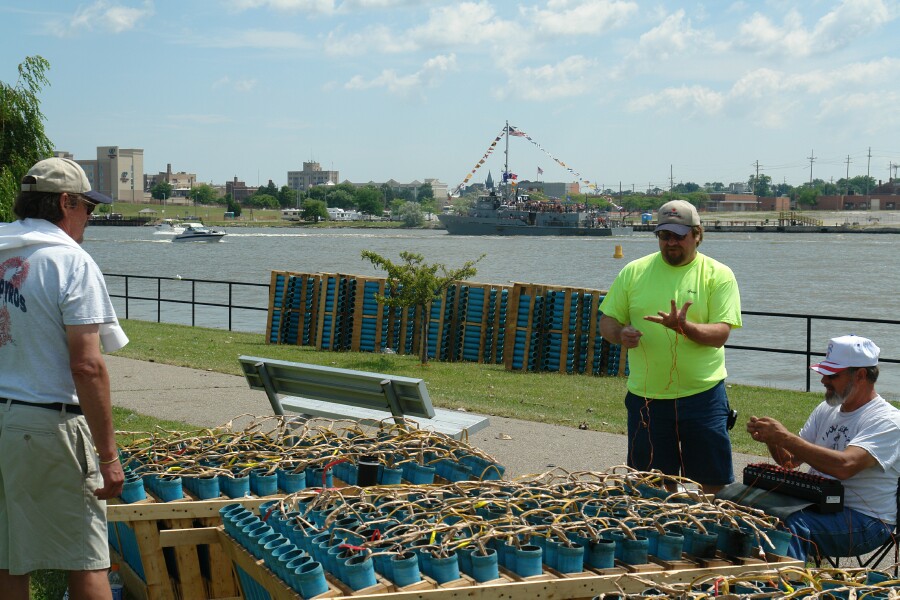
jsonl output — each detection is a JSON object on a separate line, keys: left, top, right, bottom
{"left": 613, "top": 245, "right": 624, "bottom": 259}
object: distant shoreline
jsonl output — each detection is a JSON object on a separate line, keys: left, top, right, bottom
{"left": 633, "top": 223, "right": 900, "bottom": 234}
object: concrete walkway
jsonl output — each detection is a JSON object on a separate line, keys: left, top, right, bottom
{"left": 106, "top": 355, "right": 758, "bottom": 479}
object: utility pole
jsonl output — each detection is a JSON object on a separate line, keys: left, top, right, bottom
{"left": 866, "top": 146, "right": 872, "bottom": 197}
{"left": 754, "top": 160, "right": 760, "bottom": 194}
{"left": 845, "top": 155, "right": 851, "bottom": 195}
{"left": 807, "top": 150, "right": 816, "bottom": 185}
{"left": 669, "top": 165, "right": 674, "bottom": 191}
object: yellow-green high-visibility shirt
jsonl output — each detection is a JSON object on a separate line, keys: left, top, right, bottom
{"left": 599, "top": 252, "right": 742, "bottom": 399}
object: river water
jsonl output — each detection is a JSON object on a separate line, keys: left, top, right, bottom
{"left": 82, "top": 226, "right": 900, "bottom": 400}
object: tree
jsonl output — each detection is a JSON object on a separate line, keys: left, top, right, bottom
{"left": 837, "top": 175, "right": 877, "bottom": 195}
{"left": 797, "top": 187, "right": 819, "bottom": 208}
{"left": 772, "top": 182, "right": 793, "bottom": 197}
{"left": 808, "top": 178, "right": 838, "bottom": 195}
{"left": 151, "top": 181, "right": 173, "bottom": 201}
{"left": 302, "top": 199, "right": 327, "bottom": 223}
{"left": 380, "top": 183, "right": 394, "bottom": 203}
{"left": 1, "top": 56, "right": 53, "bottom": 221}
{"left": 397, "top": 201, "right": 424, "bottom": 226}
{"left": 225, "top": 196, "right": 242, "bottom": 217}
{"left": 748, "top": 173, "right": 772, "bottom": 197}
{"left": 246, "top": 193, "right": 278, "bottom": 209}
{"left": 187, "top": 183, "right": 219, "bottom": 205}
{"left": 361, "top": 250, "right": 483, "bottom": 364}
{"left": 278, "top": 185, "right": 298, "bottom": 209}
{"left": 355, "top": 186, "right": 384, "bottom": 216}
{"left": 416, "top": 183, "right": 434, "bottom": 201}
{"left": 419, "top": 198, "right": 438, "bottom": 217}
{"left": 672, "top": 182, "right": 700, "bottom": 193}
{"left": 326, "top": 189, "right": 354, "bottom": 209}
{"left": 389, "top": 198, "right": 406, "bottom": 217}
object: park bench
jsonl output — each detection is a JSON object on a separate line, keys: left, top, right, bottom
{"left": 238, "top": 355, "right": 490, "bottom": 440}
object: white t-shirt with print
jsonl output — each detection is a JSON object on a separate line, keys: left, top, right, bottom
{"left": 0, "top": 219, "right": 119, "bottom": 405}
{"left": 799, "top": 396, "right": 900, "bottom": 524}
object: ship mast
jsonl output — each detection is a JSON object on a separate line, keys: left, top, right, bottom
{"left": 504, "top": 120, "right": 510, "bottom": 203}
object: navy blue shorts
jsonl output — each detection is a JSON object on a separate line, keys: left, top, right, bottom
{"left": 625, "top": 380, "right": 734, "bottom": 486}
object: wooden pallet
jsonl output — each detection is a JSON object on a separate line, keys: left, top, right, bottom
{"left": 217, "top": 527, "right": 802, "bottom": 600}
{"left": 108, "top": 496, "right": 270, "bottom": 600}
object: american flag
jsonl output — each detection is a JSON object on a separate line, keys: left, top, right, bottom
{"left": 507, "top": 125, "right": 526, "bottom": 137}
{"left": 537, "top": 166, "right": 544, "bottom": 175}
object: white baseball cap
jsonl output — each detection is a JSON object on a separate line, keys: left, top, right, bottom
{"left": 21, "top": 157, "right": 113, "bottom": 204}
{"left": 810, "top": 334, "right": 880, "bottom": 375}
{"left": 654, "top": 200, "right": 700, "bottom": 236}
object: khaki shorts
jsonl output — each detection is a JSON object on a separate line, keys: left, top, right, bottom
{"left": 0, "top": 401, "right": 109, "bottom": 574}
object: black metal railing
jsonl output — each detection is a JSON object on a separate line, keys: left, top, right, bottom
{"left": 104, "top": 274, "right": 898, "bottom": 392}
{"left": 105, "top": 274, "right": 269, "bottom": 332}
{"left": 728, "top": 311, "right": 899, "bottom": 392}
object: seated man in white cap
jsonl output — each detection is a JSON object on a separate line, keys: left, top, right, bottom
{"left": 747, "top": 335, "right": 900, "bottom": 560}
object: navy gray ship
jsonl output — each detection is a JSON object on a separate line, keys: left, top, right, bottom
{"left": 438, "top": 191, "right": 632, "bottom": 236}
{"left": 440, "top": 121, "right": 632, "bottom": 236}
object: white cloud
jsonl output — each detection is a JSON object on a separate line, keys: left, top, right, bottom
{"left": 324, "top": 25, "right": 416, "bottom": 56}
{"left": 631, "top": 57, "right": 900, "bottom": 127}
{"left": 228, "top": 0, "right": 336, "bottom": 14}
{"left": 344, "top": 53, "right": 457, "bottom": 96}
{"left": 229, "top": 0, "right": 425, "bottom": 12}
{"left": 408, "top": 2, "right": 512, "bottom": 48}
{"left": 212, "top": 76, "right": 258, "bottom": 92}
{"left": 817, "top": 92, "right": 900, "bottom": 132}
{"left": 733, "top": 0, "right": 892, "bottom": 58}
{"left": 526, "top": 0, "right": 638, "bottom": 36}
{"left": 49, "top": 0, "right": 153, "bottom": 36}
{"left": 500, "top": 55, "right": 597, "bottom": 101}
{"left": 340, "top": 0, "right": 433, "bottom": 8}
{"left": 625, "top": 9, "right": 721, "bottom": 63}
{"left": 325, "top": 2, "right": 521, "bottom": 63}
{"left": 629, "top": 85, "right": 725, "bottom": 116}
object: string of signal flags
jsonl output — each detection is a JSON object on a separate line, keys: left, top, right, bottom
{"left": 452, "top": 123, "right": 624, "bottom": 211}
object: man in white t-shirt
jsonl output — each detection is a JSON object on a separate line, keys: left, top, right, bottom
{"left": 747, "top": 335, "right": 900, "bottom": 560}
{"left": 0, "top": 158, "right": 127, "bottom": 599}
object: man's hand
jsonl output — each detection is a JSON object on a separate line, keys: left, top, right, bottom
{"left": 747, "top": 415, "right": 790, "bottom": 445}
{"left": 644, "top": 299, "right": 692, "bottom": 333}
{"left": 747, "top": 416, "right": 800, "bottom": 468}
{"left": 94, "top": 461, "right": 125, "bottom": 500}
{"left": 619, "top": 325, "right": 643, "bottom": 349}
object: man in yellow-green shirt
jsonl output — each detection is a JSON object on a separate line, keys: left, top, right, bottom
{"left": 599, "top": 200, "right": 742, "bottom": 494}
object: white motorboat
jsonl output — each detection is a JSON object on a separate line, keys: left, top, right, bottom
{"left": 172, "top": 223, "right": 226, "bottom": 242}
{"left": 154, "top": 219, "right": 185, "bottom": 235}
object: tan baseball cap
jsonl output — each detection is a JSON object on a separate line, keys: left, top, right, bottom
{"left": 655, "top": 200, "right": 700, "bottom": 235}
{"left": 21, "top": 158, "right": 113, "bottom": 204}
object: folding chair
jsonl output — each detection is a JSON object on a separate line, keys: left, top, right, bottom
{"left": 816, "top": 477, "right": 900, "bottom": 577}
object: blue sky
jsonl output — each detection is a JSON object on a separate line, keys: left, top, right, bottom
{"left": 2, "top": 0, "right": 899, "bottom": 194}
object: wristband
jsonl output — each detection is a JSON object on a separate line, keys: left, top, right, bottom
{"left": 99, "top": 455, "right": 120, "bottom": 465}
